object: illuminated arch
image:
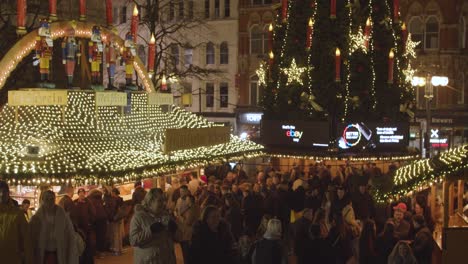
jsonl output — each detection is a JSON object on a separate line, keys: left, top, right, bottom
{"left": 0, "top": 21, "right": 155, "bottom": 92}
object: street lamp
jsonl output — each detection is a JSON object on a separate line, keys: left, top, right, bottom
{"left": 412, "top": 75, "right": 449, "bottom": 158}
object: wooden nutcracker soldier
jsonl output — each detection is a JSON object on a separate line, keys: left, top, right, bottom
{"left": 88, "top": 26, "right": 104, "bottom": 86}
{"left": 105, "top": 39, "right": 120, "bottom": 90}
{"left": 35, "top": 19, "right": 54, "bottom": 85}
{"left": 61, "top": 24, "right": 81, "bottom": 87}
{"left": 122, "top": 32, "right": 137, "bottom": 88}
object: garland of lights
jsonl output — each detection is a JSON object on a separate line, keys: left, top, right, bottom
{"left": 374, "top": 145, "right": 468, "bottom": 203}
{"left": 0, "top": 91, "right": 264, "bottom": 185}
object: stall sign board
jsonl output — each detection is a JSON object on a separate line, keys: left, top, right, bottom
{"left": 148, "top": 93, "right": 174, "bottom": 105}
{"left": 163, "top": 126, "right": 230, "bottom": 153}
{"left": 95, "top": 92, "right": 127, "bottom": 106}
{"left": 261, "top": 120, "right": 329, "bottom": 148}
{"left": 239, "top": 113, "right": 263, "bottom": 125}
{"left": 8, "top": 90, "right": 68, "bottom": 106}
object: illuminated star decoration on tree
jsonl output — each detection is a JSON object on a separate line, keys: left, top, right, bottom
{"left": 255, "top": 61, "right": 267, "bottom": 86}
{"left": 349, "top": 27, "right": 367, "bottom": 54}
{"left": 282, "top": 58, "right": 306, "bottom": 85}
{"left": 403, "top": 63, "right": 416, "bottom": 84}
{"left": 404, "top": 33, "right": 420, "bottom": 58}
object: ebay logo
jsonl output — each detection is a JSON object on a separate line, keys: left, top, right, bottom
{"left": 282, "top": 125, "right": 303, "bottom": 142}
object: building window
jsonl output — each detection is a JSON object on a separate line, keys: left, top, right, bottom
{"left": 205, "top": 0, "right": 210, "bottom": 18}
{"left": 425, "top": 16, "right": 439, "bottom": 49}
{"left": 184, "top": 48, "right": 193, "bottom": 66}
{"left": 169, "top": 1, "right": 175, "bottom": 21}
{"left": 220, "top": 83, "right": 228, "bottom": 108}
{"left": 409, "top": 17, "right": 423, "bottom": 49}
{"left": 120, "top": 6, "right": 127, "bottom": 24}
{"left": 206, "top": 42, "right": 215, "bottom": 65}
{"left": 263, "top": 25, "right": 270, "bottom": 52}
{"left": 252, "top": 0, "right": 272, "bottom": 5}
{"left": 138, "top": 45, "right": 147, "bottom": 66}
{"left": 171, "top": 44, "right": 180, "bottom": 68}
{"left": 178, "top": 0, "right": 184, "bottom": 20}
{"left": 225, "top": 0, "right": 230, "bottom": 17}
{"left": 460, "top": 16, "right": 466, "bottom": 49}
{"left": 250, "top": 75, "right": 262, "bottom": 105}
{"left": 113, "top": 7, "right": 119, "bottom": 24}
{"left": 250, "top": 25, "right": 264, "bottom": 54}
{"left": 458, "top": 73, "right": 465, "bottom": 104}
{"left": 206, "top": 83, "right": 214, "bottom": 107}
{"left": 220, "top": 42, "right": 228, "bottom": 64}
{"left": 215, "top": 0, "right": 220, "bottom": 18}
{"left": 188, "top": 1, "right": 194, "bottom": 19}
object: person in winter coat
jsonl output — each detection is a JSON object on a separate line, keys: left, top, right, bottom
{"left": 130, "top": 188, "right": 177, "bottom": 264}
{"left": 388, "top": 241, "right": 418, "bottom": 264}
{"left": 251, "top": 218, "right": 287, "bottom": 264}
{"left": 359, "top": 219, "right": 378, "bottom": 264}
{"left": 88, "top": 189, "right": 108, "bottom": 254}
{"left": 30, "top": 190, "right": 80, "bottom": 264}
{"left": 351, "top": 183, "right": 376, "bottom": 221}
{"left": 223, "top": 193, "right": 242, "bottom": 241}
{"left": 376, "top": 221, "right": 399, "bottom": 264}
{"left": 177, "top": 195, "right": 200, "bottom": 264}
{"left": 189, "top": 205, "right": 235, "bottom": 264}
{"left": 410, "top": 215, "right": 434, "bottom": 264}
{"left": 292, "top": 208, "right": 314, "bottom": 264}
{"left": 0, "top": 180, "right": 33, "bottom": 264}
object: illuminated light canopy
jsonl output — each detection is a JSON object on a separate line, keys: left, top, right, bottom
{"left": 0, "top": 91, "right": 264, "bottom": 185}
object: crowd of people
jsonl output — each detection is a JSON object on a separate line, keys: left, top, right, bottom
{"left": 0, "top": 161, "right": 439, "bottom": 264}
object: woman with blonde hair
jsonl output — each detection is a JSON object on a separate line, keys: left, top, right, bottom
{"left": 130, "top": 188, "right": 177, "bottom": 264}
{"left": 251, "top": 218, "right": 287, "bottom": 264}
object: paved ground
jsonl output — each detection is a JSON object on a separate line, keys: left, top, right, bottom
{"left": 95, "top": 244, "right": 184, "bottom": 264}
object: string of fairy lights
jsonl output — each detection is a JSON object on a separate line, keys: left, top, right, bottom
{"left": 0, "top": 91, "right": 264, "bottom": 186}
{"left": 374, "top": 145, "right": 468, "bottom": 203}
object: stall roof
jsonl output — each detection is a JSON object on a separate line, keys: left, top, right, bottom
{"left": 0, "top": 91, "right": 263, "bottom": 185}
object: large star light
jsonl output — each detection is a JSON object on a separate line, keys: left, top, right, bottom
{"left": 349, "top": 27, "right": 367, "bottom": 54}
{"left": 282, "top": 59, "right": 306, "bottom": 85}
{"left": 404, "top": 33, "right": 420, "bottom": 58}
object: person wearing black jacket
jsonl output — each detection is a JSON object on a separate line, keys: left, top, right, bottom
{"left": 352, "top": 183, "right": 376, "bottom": 221}
{"left": 189, "top": 206, "right": 235, "bottom": 264}
{"left": 375, "top": 221, "right": 399, "bottom": 264}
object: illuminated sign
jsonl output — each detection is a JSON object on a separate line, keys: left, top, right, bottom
{"left": 95, "top": 92, "right": 127, "bottom": 106}
{"left": 8, "top": 90, "right": 68, "bottom": 106}
{"left": 429, "top": 129, "right": 448, "bottom": 148}
{"left": 282, "top": 125, "right": 303, "bottom": 142}
{"left": 338, "top": 122, "right": 409, "bottom": 151}
{"left": 239, "top": 113, "right": 263, "bottom": 124}
{"left": 261, "top": 120, "right": 329, "bottom": 148}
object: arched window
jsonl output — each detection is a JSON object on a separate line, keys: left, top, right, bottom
{"left": 206, "top": 42, "right": 215, "bottom": 64}
{"left": 220, "top": 42, "right": 228, "bottom": 64}
{"left": 460, "top": 16, "right": 466, "bottom": 49}
{"left": 409, "top": 17, "right": 423, "bottom": 49}
{"left": 425, "top": 16, "right": 439, "bottom": 49}
{"left": 250, "top": 75, "right": 262, "bottom": 105}
{"left": 263, "top": 24, "right": 270, "bottom": 53}
{"left": 171, "top": 44, "right": 179, "bottom": 68}
{"left": 250, "top": 25, "right": 263, "bottom": 54}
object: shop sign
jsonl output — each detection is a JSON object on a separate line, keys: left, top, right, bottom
{"left": 8, "top": 90, "right": 68, "bottom": 106}
{"left": 148, "top": 93, "right": 174, "bottom": 105}
{"left": 95, "top": 92, "right": 127, "bottom": 106}
{"left": 163, "top": 126, "right": 230, "bottom": 153}
{"left": 239, "top": 113, "right": 263, "bottom": 124}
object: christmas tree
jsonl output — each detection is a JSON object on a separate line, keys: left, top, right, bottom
{"left": 261, "top": 0, "right": 417, "bottom": 123}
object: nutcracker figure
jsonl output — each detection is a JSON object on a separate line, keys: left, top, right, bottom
{"left": 122, "top": 32, "right": 136, "bottom": 87}
{"left": 88, "top": 26, "right": 103, "bottom": 85}
{"left": 105, "top": 40, "right": 120, "bottom": 89}
{"left": 61, "top": 26, "right": 81, "bottom": 87}
{"left": 35, "top": 20, "right": 53, "bottom": 83}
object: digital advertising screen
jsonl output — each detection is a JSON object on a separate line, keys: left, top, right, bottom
{"left": 261, "top": 120, "right": 329, "bottom": 148}
{"left": 337, "top": 122, "right": 409, "bottom": 151}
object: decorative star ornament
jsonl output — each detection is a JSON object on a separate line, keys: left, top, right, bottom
{"left": 281, "top": 58, "right": 306, "bottom": 85}
{"left": 349, "top": 27, "right": 367, "bottom": 54}
{"left": 255, "top": 62, "right": 267, "bottom": 86}
{"left": 404, "top": 33, "right": 419, "bottom": 58}
{"left": 403, "top": 63, "right": 416, "bottom": 84}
